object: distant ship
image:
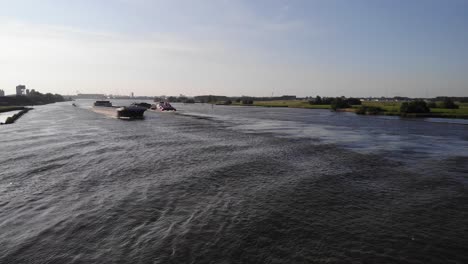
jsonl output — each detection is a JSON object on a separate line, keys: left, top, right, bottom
{"left": 151, "top": 102, "right": 176, "bottom": 111}
{"left": 94, "top": 100, "right": 113, "bottom": 107}
{"left": 92, "top": 101, "right": 146, "bottom": 119}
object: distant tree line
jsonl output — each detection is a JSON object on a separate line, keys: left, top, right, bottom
{"left": 427, "top": 97, "right": 459, "bottom": 109}
{"left": 401, "top": 98, "right": 459, "bottom": 114}
{"left": 433, "top": 96, "right": 468, "bottom": 103}
{"left": 190, "top": 95, "right": 295, "bottom": 104}
{"left": 194, "top": 95, "right": 231, "bottom": 103}
{"left": 0, "top": 90, "right": 67, "bottom": 106}
{"left": 154, "top": 94, "right": 463, "bottom": 113}
{"left": 159, "top": 94, "right": 365, "bottom": 108}
{"left": 298, "top": 95, "right": 365, "bottom": 111}
{"left": 158, "top": 95, "right": 298, "bottom": 104}
{"left": 400, "top": 100, "right": 430, "bottom": 113}
{"left": 27, "top": 90, "right": 66, "bottom": 104}
{"left": 309, "top": 96, "right": 362, "bottom": 110}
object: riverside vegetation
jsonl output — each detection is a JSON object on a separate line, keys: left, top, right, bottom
{"left": 0, "top": 90, "right": 69, "bottom": 125}
{"left": 249, "top": 97, "right": 467, "bottom": 119}
{"left": 0, "top": 90, "right": 68, "bottom": 106}
{"left": 357, "top": 98, "right": 467, "bottom": 118}
{"left": 175, "top": 95, "right": 468, "bottom": 119}
{"left": 236, "top": 97, "right": 467, "bottom": 119}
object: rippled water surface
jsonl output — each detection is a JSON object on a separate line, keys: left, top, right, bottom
{"left": 1, "top": 100, "right": 467, "bottom": 263}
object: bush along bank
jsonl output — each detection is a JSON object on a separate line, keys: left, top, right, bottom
{"left": 355, "top": 106, "right": 384, "bottom": 115}
{"left": 1, "top": 107, "right": 33, "bottom": 125}
{"left": 356, "top": 100, "right": 468, "bottom": 119}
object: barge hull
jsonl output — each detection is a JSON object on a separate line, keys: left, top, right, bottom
{"left": 92, "top": 106, "right": 146, "bottom": 119}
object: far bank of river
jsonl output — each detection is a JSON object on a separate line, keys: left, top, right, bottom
{"left": 0, "top": 106, "right": 25, "bottom": 113}
{"left": 226, "top": 101, "right": 468, "bottom": 119}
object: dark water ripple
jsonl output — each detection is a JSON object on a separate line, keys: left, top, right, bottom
{"left": 0, "top": 100, "right": 467, "bottom": 263}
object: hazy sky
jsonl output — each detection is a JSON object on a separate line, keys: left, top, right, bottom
{"left": 1, "top": 0, "right": 467, "bottom": 97}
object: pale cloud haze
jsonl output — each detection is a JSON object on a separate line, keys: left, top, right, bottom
{"left": 1, "top": 0, "right": 467, "bottom": 97}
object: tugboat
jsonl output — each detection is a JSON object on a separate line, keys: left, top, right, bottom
{"left": 131, "top": 102, "right": 152, "bottom": 109}
{"left": 151, "top": 102, "right": 176, "bottom": 111}
{"left": 116, "top": 105, "right": 147, "bottom": 119}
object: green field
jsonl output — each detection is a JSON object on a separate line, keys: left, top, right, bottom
{"left": 360, "top": 101, "right": 468, "bottom": 118}
{"left": 428, "top": 107, "right": 468, "bottom": 118}
{"left": 360, "top": 101, "right": 400, "bottom": 113}
{"left": 231, "top": 100, "right": 468, "bottom": 119}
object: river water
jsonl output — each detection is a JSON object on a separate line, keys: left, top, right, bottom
{"left": 1, "top": 100, "right": 467, "bottom": 263}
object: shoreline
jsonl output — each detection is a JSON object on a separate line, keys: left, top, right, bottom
{"left": 0, "top": 106, "right": 27, "bottom": 113}
{"left": 0, "top": 107, "right": 33, "bottom": 125}
{"left": 223, "top": 102, "right": 468, "bottom": 119}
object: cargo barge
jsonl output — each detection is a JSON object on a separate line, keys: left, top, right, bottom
{"left": 92, "top": 101, "right": 146, "bottom": 119}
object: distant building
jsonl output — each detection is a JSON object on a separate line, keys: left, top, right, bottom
{"left": 0, "top": 89, "right": 4, "bottom": 97}
{"left": 16, "top": 85, "right": 26, "bottom": 96}
{"left": 131, "top": 92, "right": 134, "bottom": 98}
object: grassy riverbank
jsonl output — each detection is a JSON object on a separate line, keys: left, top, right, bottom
{"left": 0, "top": 91, "right": 69, "bottom": 107}
{"left": 0, "top": 106, "right": 26, "bottom": 113}
{"left": 230, "top": 100, "right": 468, "bottom": 119}
{"left": 358, "top": 101, "right": 468, "bottom": 119}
